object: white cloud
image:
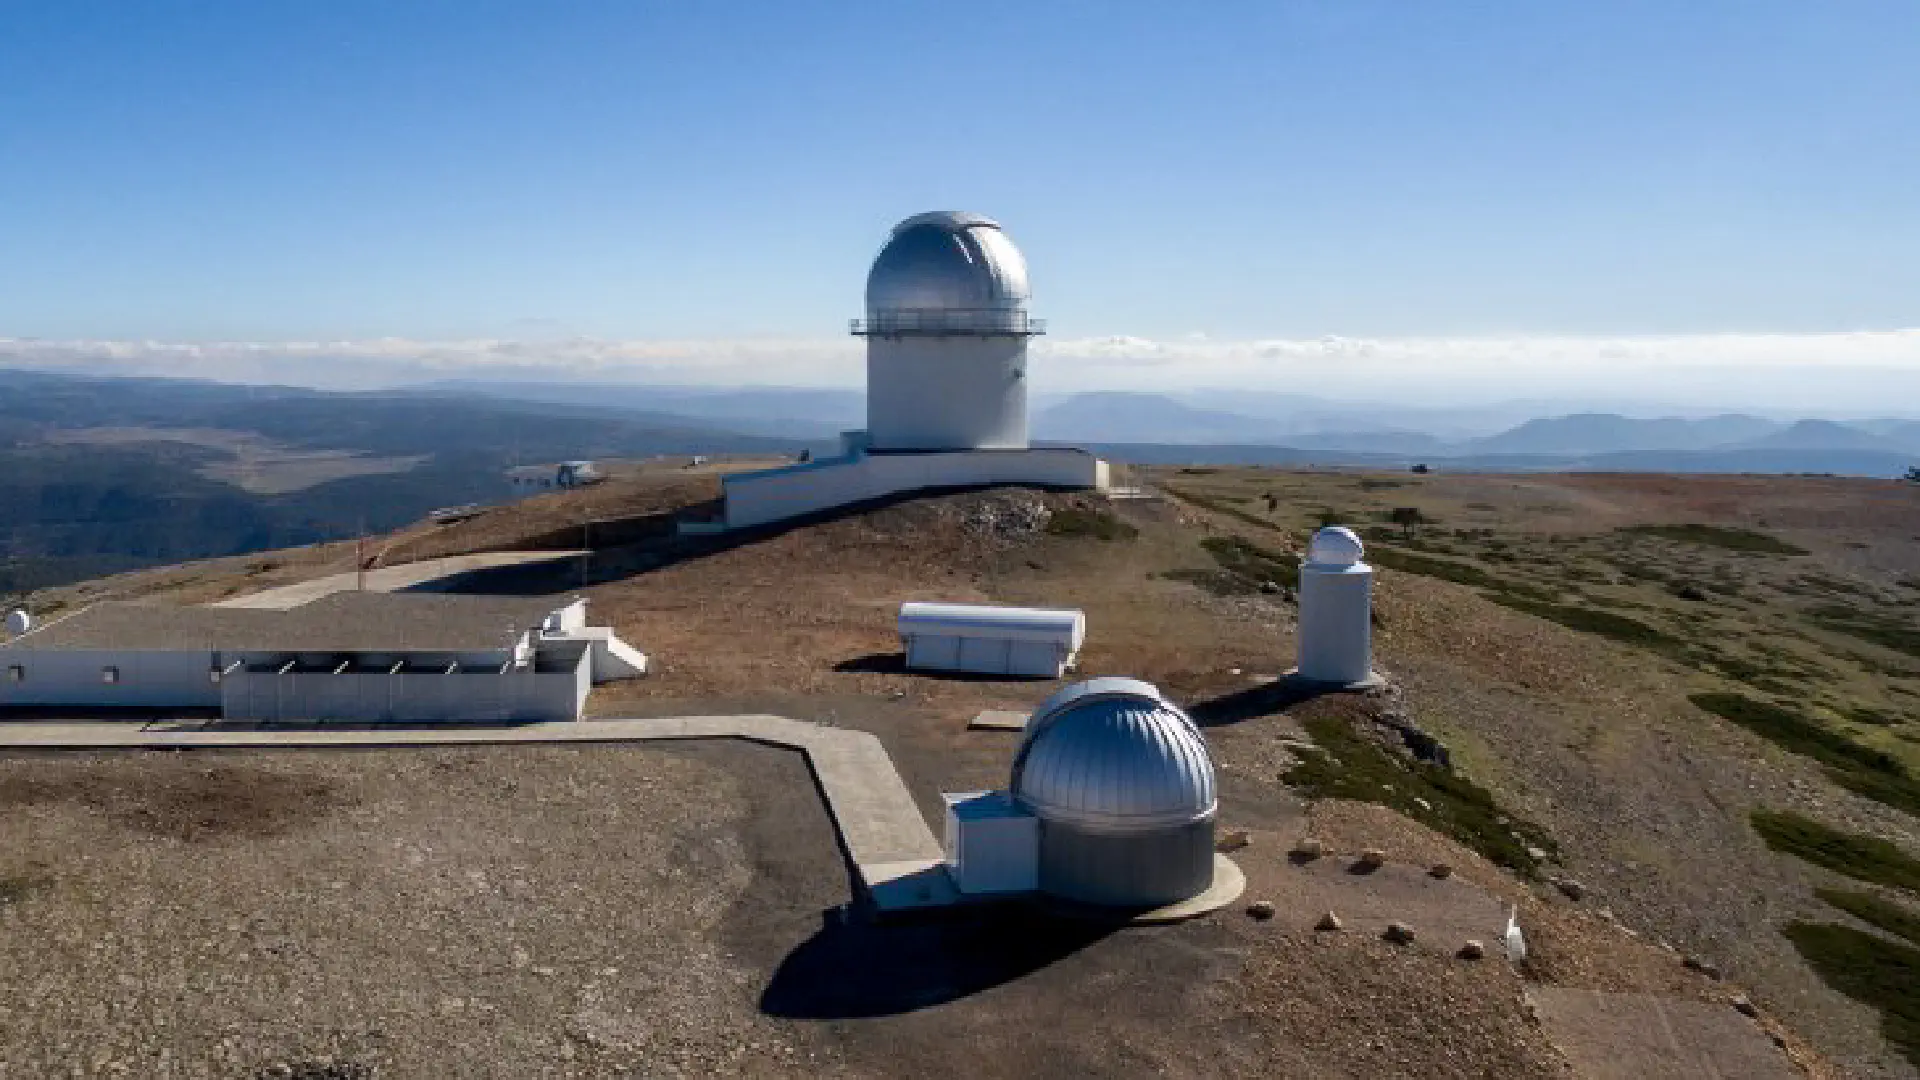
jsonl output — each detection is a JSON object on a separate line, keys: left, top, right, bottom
{"left": 3, "top": 329, "right": 1917, "bottom": 411}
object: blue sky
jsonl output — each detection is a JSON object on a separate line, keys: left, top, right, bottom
{"left": 0, "top": 1, "right": 1916, "bottom": 399}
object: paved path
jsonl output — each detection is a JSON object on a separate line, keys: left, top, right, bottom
{"left": 0, "top": 715, "right": 953, "bottom": 911}
{"left": 211, "top": 550, "right": 587, "bottom": 609}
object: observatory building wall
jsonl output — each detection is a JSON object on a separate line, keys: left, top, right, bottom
{"left": 866, "top": 336, "right": 1029, "bottom": 451}
{"left": 0, "top": 648, "right": 219, "bottom": 709}
{"left": 1036, "top": 818, "right": 1216, "bottom": 908}
{"left": 220, "top": 646, "right": 588, "bottom": 724}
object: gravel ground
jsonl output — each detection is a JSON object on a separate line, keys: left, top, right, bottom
{"left": 0, "top": 732, "right": 1681, "bottom": 1080}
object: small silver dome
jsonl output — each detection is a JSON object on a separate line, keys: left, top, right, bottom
{"left": 1307, "top": 526, "right": 1365, "bottom": 568}
{"left": 1011, "top": 678, "right": 1217, "bottom": 832}
{"left": 864, "top": 211, "right": 1031, "bottom": 316}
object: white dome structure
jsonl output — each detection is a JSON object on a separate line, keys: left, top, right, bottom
{"left": 864, "top": 211, "right": 1032, "bottom": 320}
{"left": 1307, "top": 525, "right": 1364, "bottom": 567}
{"left": 1010, "top": 678, "right": 1219, "bottom": 907}
{"left": 856, "top": 211, "right": 1041, "bottom": 451}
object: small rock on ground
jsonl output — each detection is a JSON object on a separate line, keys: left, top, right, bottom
{"left": 1683, "top": 956, "right": 1724, "bottom": 980}
{"left": 1246, "top": 900, "right": 1276, "bottom": 921}
{"left": 1315, "top": 910, "right": 1344, "bottom": 932}
{"left": 1384, "top": 922, "right": 1417, "bottom": 945}
{"left": 1458, "top": 940, "right": 1486, "bottom": 961}
{"left": 1428, "top": 863, "right": 1454, "bottom": 880}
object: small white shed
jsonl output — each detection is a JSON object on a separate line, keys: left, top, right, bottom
{"left": 942, "top": 790, "right": 1039, "bottom": 895}
{"left": 898, "top": 601, "right": 1085, "bottom": 678}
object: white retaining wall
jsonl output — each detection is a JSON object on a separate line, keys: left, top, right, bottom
{"left": 722, "top": 448, "right": 1107, "bottom": 530}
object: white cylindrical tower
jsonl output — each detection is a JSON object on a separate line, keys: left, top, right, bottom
{"left": 1295, "top": 527, "right": 1377, "bottom": 686}
{"left": 855, "top": 211, "right": 1040, "bottom": 452}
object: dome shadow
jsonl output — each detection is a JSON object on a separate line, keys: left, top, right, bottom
{"left": 759, "top": 904, "right": 1113, "bottom": 1020}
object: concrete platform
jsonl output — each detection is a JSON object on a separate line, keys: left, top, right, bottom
{"left": 0, "top": 715, "right": 951, "bottom": 913}
{"left": 211, "top": 550, "right": 587, "bottom": 609}
{"left": 968, "top": 709, "right": 1030, "bottom": 731}
{"left": 1036, "top": 855, "right": 1246, "bottom": 925}
{"left": 1280, "top": 668, "right": 1389, "bottom": 692}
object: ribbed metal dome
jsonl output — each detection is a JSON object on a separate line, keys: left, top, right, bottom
{"left": 1010, "top": 679, "right": 1217, "bottom": 833}
{"left": 864, "top": 211, "right": 1031, "bottom": 315}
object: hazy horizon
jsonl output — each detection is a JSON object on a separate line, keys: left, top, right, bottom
{"left": 4, "top": 330, "right": 1918, "bottom": 418}
{"left": 3, "top": 2, "right": 1915, "bottom": 414}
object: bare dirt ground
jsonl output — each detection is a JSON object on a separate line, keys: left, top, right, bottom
{"left": 7, "top": 466, "right": 1918, "bottom": 1076}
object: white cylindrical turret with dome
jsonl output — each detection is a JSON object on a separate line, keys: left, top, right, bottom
{"left": 1295, "top": 526, "right": 1378, "bottom": 686}
{"left": 854, "top": 211, "right": 1041, "bottom": 452}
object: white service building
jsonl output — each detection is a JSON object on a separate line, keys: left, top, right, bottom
{"left": 721, "top": 212, "right": 1108, "bottom": 530}
{"left": 898, "top": 601, "right": 1085, "bottom": 678}
{"left": 0, "top": 593, "right": 646, "bottom": 723}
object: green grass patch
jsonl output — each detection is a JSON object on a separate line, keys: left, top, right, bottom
{"left": 1817, "top": 888, "right": 1920, "bottom": 947}
{"left": 1161, "top": 484, "right": 1291, "bottom": 535}
{"left": 1199, "top": 535, "right": 1299, "bottom": 590}
{"left": 1751, "top": 809, "right": 1920, "bottom": 892}
{"left": 1806, "top": 604, "right": 1920, "bottom": 661}
{"left": 1781, "top": 921, "right": 1920, "bottom": 1069}
{"left": 1284, "top": 712, "right": 1555, "bottom": 876}
{"left": 1695, "top": 694, "right": 1920, "bottom": 815}
{"left": 1486, "top": 594, "right": 1688, "bottom": 656}
{"left": 1365, "top": 545, "right": 1505, "bottom": 590}
{"left": 1044, "top": 508, "right": 1138, "bottom": 542}
{"left": 1618, "top": 523, "right": 1809, "bottom": 556}
{"left": 1848, "top": 704, "right": 1907, "bottom": 727}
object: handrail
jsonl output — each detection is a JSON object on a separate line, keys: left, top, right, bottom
{"left": 851, "top": 309, "right": 1046, "bottom": 336}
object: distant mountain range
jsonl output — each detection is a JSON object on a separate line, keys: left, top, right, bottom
{"left": 1023, "top": 395, "right": 1918, "bottom": 476}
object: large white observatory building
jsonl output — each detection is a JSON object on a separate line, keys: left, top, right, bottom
{"left": 721, "top": 212, "right": 1108, "bottom": 530}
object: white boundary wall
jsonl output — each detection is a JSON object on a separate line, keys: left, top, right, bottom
{"left": 723, "top": 448, "right": 1108, "bottom": 530}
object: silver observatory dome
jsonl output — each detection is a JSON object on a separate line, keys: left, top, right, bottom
{"left": 1013, "top": 678, "right": 1217, "bottom": 830}
{"left": 862, "top": 212, "right": 1036, "bottom": 334}
{"left": 1010, "top": 678, "right": 1219, "bottom": 907}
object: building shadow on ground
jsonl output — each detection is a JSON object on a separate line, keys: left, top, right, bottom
{"left": 1186, "top": 675, "right": 1338, "bottom": 728}
{"left": 760, "top": 904, "right": 1114, "bottom": 1020}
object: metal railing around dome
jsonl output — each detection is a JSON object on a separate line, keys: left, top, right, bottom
{"left": 850, "top": 309, "right": 1047, "bottom": 336}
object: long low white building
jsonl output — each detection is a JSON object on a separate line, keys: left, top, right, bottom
{"left": 0, "top": 592, "right": 646, "bottom": 723}
{"left": 723, "top": 445, "right": 1108, "bottom": 531}
{"left": 898, "top": 601, "right": 1086, "bottom": 678}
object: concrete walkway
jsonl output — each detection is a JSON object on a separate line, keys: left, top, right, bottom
{"left": 211, "top": 550, "right": 587, "bottom": 609}
{"left": 0, "top": 715, "right": 953, "bottom": 912}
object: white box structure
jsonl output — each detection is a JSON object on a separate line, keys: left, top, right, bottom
{"left": 942, "top": 790, "right": 1039, "bottom": 895}
{"left": 899, "top": 601, "right": 1086, "bottom": 678}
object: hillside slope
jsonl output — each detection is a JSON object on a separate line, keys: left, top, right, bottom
{"left": 11, "top": 469, "right": 1920, "bottom": 1074}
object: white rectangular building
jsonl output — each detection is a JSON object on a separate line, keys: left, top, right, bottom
{"left": 0, "top": 592, "right": 645, "bottom": 723}
{"left": 898, "top": 601, "right": 1086, "bottom": 678}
